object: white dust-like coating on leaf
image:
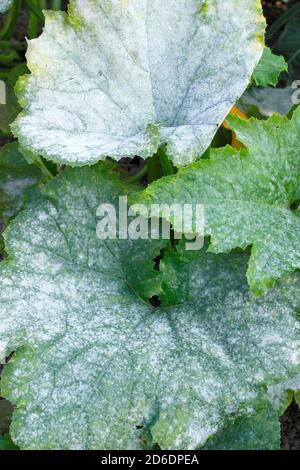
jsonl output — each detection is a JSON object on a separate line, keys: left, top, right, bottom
{"left": 0, "top": 143, "right": 41, "bottom": 221}
{"left": 0, "top": 0, "right": 13, "bottom": 13}
{"left": 133, "top": 108, "right": 300, "bottom": 296}
{"left": 1, "top": 164, "right": 300, "bottom": 450}
{"left": 13, "top": 0, "right": 265, "bottom": 167}
{"left": 242, "top": 85, "right": 294, "bottom": 117}
{"left": 268, "top": 372, "right": 300, "bottom": 410}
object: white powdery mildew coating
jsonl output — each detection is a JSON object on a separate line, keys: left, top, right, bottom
{"left": 0, "top": 0, "right": 12, "bottom": 13}
{"left": 268, "top": 372, "right": 300, "bottom": 410}
{"left": 0, "top": 143, "right": 41, "bottom": 221}
{"left": 13, "top": 0, "right": 265, "bottom": 167}
{"left": 1, "top": 164, "right": 300, "bottom": 450}
{"left": 134, "top": 109, "right": 300, "bottom": 296}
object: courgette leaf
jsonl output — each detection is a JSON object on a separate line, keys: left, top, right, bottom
{"left": 201, "top": 403, "right": 280, "bottom": 450}
{"left": 132, "top": 108, "right": 300, "bottom": 296}
{"left": 13, "top": 0, "right": 265, "bottom": 167}
{"left": 1, "top": 163, "right": 300, "bottom": 449}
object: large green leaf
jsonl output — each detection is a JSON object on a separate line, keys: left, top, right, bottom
{"left": 1, "top": 164, "right": 300, "bottom": 449}
{"left": 12, "top": 0, "right": 265, "bottom": 167}
{"left": 132, "top": 108, "right": 300, "bottom": 296}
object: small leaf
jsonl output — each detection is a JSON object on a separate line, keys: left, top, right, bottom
{"left": 252, "top": 47, "right": 288, "bottom": 87}
{"left": 12, "top": 0, "right": 265, "bottom": 167}
{"left": 133, "top": 108, "right": 300, "bottom": 296}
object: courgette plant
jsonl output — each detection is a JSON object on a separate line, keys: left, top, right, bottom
{"left": 0, "top": 0, "right": 300, "bottom": 450}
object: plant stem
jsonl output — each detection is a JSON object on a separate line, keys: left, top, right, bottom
{"left": 28, "top": 12, "right": 39, "bottom": 39}
{"left": 23, "top": 0, "right": 45, "bottom": 24}
{"left": 127, "top": 164, "right": 148, "bottom": 184}
{"left": 0, "top": 71, "right": 9, "bottom": 80}
{"left": 0, "top": 50, "right": 20, "bottom": 65}
{"left": 147, "top": 154, "right": 161, "bottom": 183}
{"left": 35, "top": 157, "right": 55, "bottom": 181}
{"left": 0, "top": 0, "right": 21, "bottom": 41}
{"left": 39, "top": 0, "right": 47, "bottom": 10}
{"left": 0, "top": 41, "right": 11, "bottom": 49}
{"left": 288, "top": 47, "right": 300, "bottom": 67}
{"left": 265, "top": 3, "right": 300, "bottom": 42}
{"left": 0, "top": 39, "right": 25, "bottom": 51}
{"left": 51, "top": 0, "right": 62, "bottom": 10}
{"left": 157, "top": 146, "right": 174, "bottom": 176}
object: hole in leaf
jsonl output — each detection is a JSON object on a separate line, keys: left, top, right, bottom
{"left": 149, "top": 295, "right": 161, "bottom": 308}
{"left": 153, "top": 250, "right": 164, "bottom": 272}
{"left": 118, "top": 156, "right": 147, "bottom": 185}
{"left": 291, "top": 200, "right": 300, "bottom": 211}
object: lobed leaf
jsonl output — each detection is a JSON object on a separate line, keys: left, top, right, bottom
{"left": 132, "top": 108, "right": 300, "bottom": 296}
{"left": 13, "top": 0, "right": 265, "bottom": 167}
{"left": 0, "top": 164, "right": 300, "bottom": 449}
{"left": 252, "top": 47, "right": 287, "bottom": 87}
{"left": 201, "top": 403, "right": 281, "bottom": 450}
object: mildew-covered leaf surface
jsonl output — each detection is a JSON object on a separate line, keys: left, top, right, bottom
{"left": 132, "top": 108, "right": 300, "bottom": 297}
{"left": 1, "top": 164, "right": 300, "bottom": 450}
{"left": 202, "top": 402, "right": 281, "bottom": 450}
{"left": 0, "top": 0, "right": 13, "bottom": 14}
{"left": 0, "top": 143, "right": 41, "bottom": 227}
{"left": 12, "top": 0, "right": 265, "bottom": 167}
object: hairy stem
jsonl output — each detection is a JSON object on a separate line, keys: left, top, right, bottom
{"left": 157, "top": 146, "right": 174, "bottom": 176}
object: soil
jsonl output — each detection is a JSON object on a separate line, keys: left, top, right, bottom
{"left": 1, "top": 0, "right": 300, "bottom": 451}
{"left": 281, "top": 400, "right": 300, "bottom": 449}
